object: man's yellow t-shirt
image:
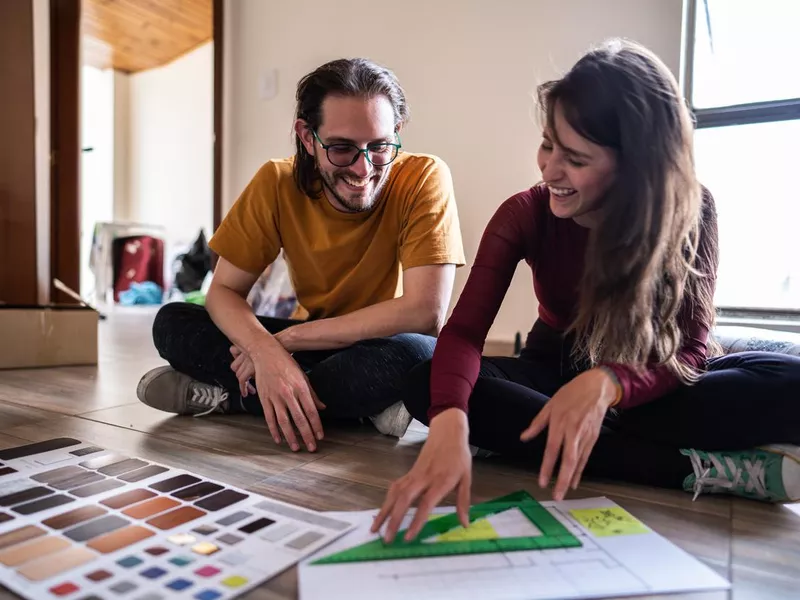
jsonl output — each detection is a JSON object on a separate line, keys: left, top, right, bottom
{"left": 209, "top": 152, "right": 465, "bottom": 320}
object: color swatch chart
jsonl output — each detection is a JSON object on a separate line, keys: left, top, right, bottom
{"left": 0, "top": 438, "right": 354, "bottom": 600}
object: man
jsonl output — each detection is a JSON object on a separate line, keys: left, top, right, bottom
{"left": 136, "top": 58, "right": 465, "bottom": 451}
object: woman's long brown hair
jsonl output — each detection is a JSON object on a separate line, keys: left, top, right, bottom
{"left": 538, "top": 39, "right": 719, "bottom": 381}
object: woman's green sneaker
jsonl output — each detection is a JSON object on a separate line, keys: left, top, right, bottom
{"left": 680, "top": 445, "right": 800, "bottom": 503}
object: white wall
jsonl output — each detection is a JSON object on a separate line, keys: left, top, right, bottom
{"left": 128, "top": 42, "right": 214, "bottom": 257}
{"left": 80, "top": 65, "right": 115, "bottom": 298}
{"left": 113, "top": 71, "right": 131, "bottom": 222}
{"left": 223, "top": 0, "right": 684, "bottom": 341}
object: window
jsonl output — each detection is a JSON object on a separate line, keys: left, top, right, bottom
{"left": 686, "top": 0, "right": 800, "bottom": 313}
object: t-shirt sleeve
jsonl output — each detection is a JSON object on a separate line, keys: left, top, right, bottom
{"left": 603, "top": 188, "right": 719, "bottom": 409}
{"left": 398, "top": 158, "right": 466, "bottom": 269}
{"left": 209, "top": 162, "right": 282, "bottom": 275}
{"left": 428, "top": 189, "right": 542, "bottom": 420}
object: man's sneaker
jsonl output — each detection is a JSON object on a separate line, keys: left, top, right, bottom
{"left": 136, "top": 366, "right": 230, "bottom": 417}
{"left": 681, "top": 445, "right": 800, "bottom": 503}
{"left": 369, "top": 401, "right": 413, "bottom": 438}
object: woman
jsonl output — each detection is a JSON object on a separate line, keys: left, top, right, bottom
{"left": 372, "top": 39, "right": 800, "bottom": 543}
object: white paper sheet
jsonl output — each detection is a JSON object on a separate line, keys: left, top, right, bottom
{"left": 298, "top": 497, "right": 730, "bottom": 600}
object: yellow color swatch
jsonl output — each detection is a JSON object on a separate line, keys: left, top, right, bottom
{"left": 222, "top": 575, "right": 248, "bottom": 588}
{"left": 569, "top": 507, "right": 649, "bottom": 537}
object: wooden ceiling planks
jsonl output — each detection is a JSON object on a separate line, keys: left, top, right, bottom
{"left": 81, "top": 0, "right": 212, "bottom": 73}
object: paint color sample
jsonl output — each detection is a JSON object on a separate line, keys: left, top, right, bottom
{"left": 191, "top": 542, "right": 219, "bottom": 556}
{"left": 87, "top": 525, "right": 155, "bottom": 554}
{"left": 215, "top": 511, "right": 250, "bottom": 527}
{"left": 145, "top": 546, "right": 169, "bottom": 556}
{"left": 219, "top": 552, "right": 247, "bottom": 567}
{"left": 13, "top": 494, "right": 74, "bottom": 515}
{"left": 146, "top": 506, "right": 205, "bottom": 530}
{"left": 169, "top": 556, "right": 194, "bottom": 567}
{"left": 117, "top": 556, "right": 143, "bottom": 568}
{"left": 285, "top": 530, "right": 324, "bottom": 550}
{"left": 98, "top": 459, "right": 149, "bottom": 477}
{"left": 0, "top": 525, "right": 46, "bottom": 550}
{"left": 110, "top": 581, "right": 137, "bottom": 594}
{"left": 85, "top": 569, "right": 113, "bottom": 582}
{"left": 18, "top": 547, "right": 95, "bottom": 582}
{"left": 122, "top": 497, "right": 180, "bottom": 520}
{"left": 195, "top": 566, "right": 220, "bottom": 578}
{"left": 49, "top": 471, "right": 105, "bottom": 491}
{"left": 50, "top": 582, "right": 79, "bottom": 596}
{"left": 69, "top": 446, "right": 104, "bottom": 457}
{"left": 100, "top": 489, "right": 157, "bottom": 510}
{"left": 0, "top": 438, "right": 80, "bottom": 460}
{"left": 172, "top": 482, "right": 223, "bottom": 502}
{"left": 192, "top": 525, "right": 217, "bottom": 535}
{"left": 149, "top": 475, "right": 200, "bottom": 493}
{"left": 0, "top": 467, "right": 17, "bottom": 476}
{"left": 70, "top": 479, "right": 125, "bottom": 498}
{"left": 141, "top": 567, "right": 167, "bottom": 579}
{"left": 0, "top": 486, "right": 53, "bottom": 507}
{"left": 0, "top": 536, "right": 70, "bottom": 567}
{"left": 167, "top": 534, "right": 196, "bottom": 546}
{"left": 239, "top": 517, "right": 274, "bottom": 534}
{"left": 43, "top": 505, "right": 106, "bottom": 530}
{"left": 31, "top": 465, "right": 84, "bottom": 485}
{"left": 196, "top": 490, "right": 248, "bottom": 512}
{"left": 218, "top": 533, "right": 243, "bottom": 546}
{"left": 138, "top": 594, "right": 163, "bottom": 600}
{"left": 119, "top": 465, "right": 168, "bottom": 483}
{"left": 64, "top": 515, "right": 129, "bottom": 542}
{"left": 167, "top": 578, "right": 193, "bottom": 591}
{"left": 222, "top": 575, "right": 248, "bottom": 588}
{"left": 195, "top": 590, "right": 222, "bottom": 600}
{"left": 79, "top": 454, "right": 128, "bottom": 471}
{"left": 0, "top": 512, "right": 13, "bottom": 524}
{"left": 260, "top": 523, "right": 298, "bottom": 542}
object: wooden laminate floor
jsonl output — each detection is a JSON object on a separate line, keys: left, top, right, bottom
{"left": 0, "top": 307, "right": 798, "bottom": 599}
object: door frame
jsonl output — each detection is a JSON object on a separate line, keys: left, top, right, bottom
{"left": 48, "top": 0, "right": 225, "bottom": 302}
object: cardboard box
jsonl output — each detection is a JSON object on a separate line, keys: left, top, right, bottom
{"left": 0, "top": 305, "right": 99, "bottom": 369}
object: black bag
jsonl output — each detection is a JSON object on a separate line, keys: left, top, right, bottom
{"left": 173, "top": 230, "right": 211, "bottom": 293}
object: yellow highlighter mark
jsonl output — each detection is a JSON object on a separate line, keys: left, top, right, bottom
{"left": 569, "top": 507, "right": 649, "bottom": 537}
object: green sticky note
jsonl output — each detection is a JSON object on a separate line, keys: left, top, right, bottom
{"left": 569, "top": 507, "right": 649, "bottom": 537}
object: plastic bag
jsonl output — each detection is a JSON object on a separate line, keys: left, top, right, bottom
{"left": 173, "top": 230, "right": 211, "bottom": 293}
{"left": 247, "top": 251, "right": 297, "bottom": 318}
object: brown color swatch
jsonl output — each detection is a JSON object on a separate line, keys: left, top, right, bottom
{"left": 100, "top": 489, "right": 156, "bottom": 510}
{"left": 13, "top": 494, "right": 74, "bottom": 515}
{"left": 31, "top": 465, "right": 84, "bottom": 485}
{"left": 0, "top": 486, "right": 53, "bottom": 507}
{"left": 0, "top": 467, "right": 17, "bottom": 476}
{"left": 64, "top": 515, "right": 128, "bottom": 542}
{"left": 119, "top": 465, "right": 168, "bottom": 483}
{"left": 0, "top": 438, "right": 80, "bottom": 461}
{"left": 172, "top": 482, "right": 223, "bottom": 502}
{"left": 43, "top": 505, "right": 106, "bottom": 530}
{"left": 17, "top": 546, "right": 95, "bottom": 582}
{"left": 85, "top": 568, "right": 113, "bottom": 581}
{"left": 195, "top": 489, "right": 248, "bottom": 512}
{"left": 50, "top": 471, "right": 104, "bottom": 491}
{"left": 149, "top": 474, "right": 200, "bottom": 493}
{"left": 70, "top": 479, "right": 124, "bottom": 498}
{"left": 147, "top": 506, "right": 206, "bottom": 530}
{"left": 87, "top": 525, "right": 155, "bottom": 554}
{"left": 0, "top": 525, "right": 45, "bottom": 550}
{"left": 0, "top": 513, "right": 12, "bottom": 524}
{"left": 0, "top": 535, "right": 70, "bottom": 567}
{"left": 122, "top": 497, "right": 180, "bottom": 520}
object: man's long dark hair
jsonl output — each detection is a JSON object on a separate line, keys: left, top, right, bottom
{"left": 292, "top": 58, "right": 410, "bottom": 198}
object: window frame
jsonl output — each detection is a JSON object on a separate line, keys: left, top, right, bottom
{"left": 682, "top": 0, "right": 800, "bottom": 318}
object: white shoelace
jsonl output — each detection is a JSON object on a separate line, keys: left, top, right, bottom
{"left": 190, "top": 386, "right": 229, "bottom": 418}
{"left": 686, "top": 449, "right": 767, "bottom": 501}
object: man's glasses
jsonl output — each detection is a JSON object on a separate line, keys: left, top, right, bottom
{"left": 312, "top": 130, "right": 402, "bottom": 167}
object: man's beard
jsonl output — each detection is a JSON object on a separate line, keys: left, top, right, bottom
{"left": 315, "top": 153, "right": 390, "bottom": 213}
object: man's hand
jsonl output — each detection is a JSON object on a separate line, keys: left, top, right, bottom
{"left": 520, "top": 368, "right": 619, "bottom": 500}
{"left": 230, "top": 346, "right": 256, "bottom": 398}
{"left": 247, "top": 338, "right": 326, "bottom": 452}
{"left": 372, "top": 409, "right": 472, "bottom": 543}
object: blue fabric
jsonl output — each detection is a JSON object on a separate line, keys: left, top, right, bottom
{"left": 120, "top": 281, "right": 163, "bottom": 305}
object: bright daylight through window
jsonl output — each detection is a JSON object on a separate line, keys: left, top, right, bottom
{"left": 689, "top": 0, "right": 800, "bottom": 312}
